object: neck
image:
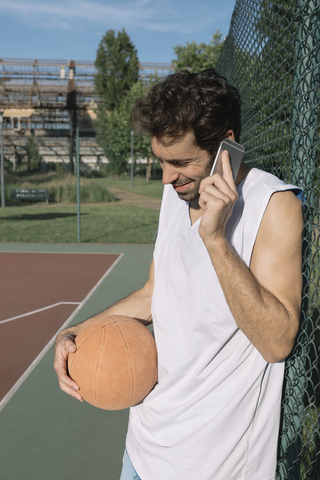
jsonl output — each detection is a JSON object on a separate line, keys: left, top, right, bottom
{"left": 235, "top": 163, "right": 251, "bottom": 186}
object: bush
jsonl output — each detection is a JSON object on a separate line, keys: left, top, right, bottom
{"left": 0, "top": 186, "right": 11, "bottom": 204}
{"left": 2, "top": 174, "right": 115, "bottom": 205}
{"left": 5, "top": 160, "right": 13, "bottom": 172}
{"left": 81, "top": 168, "right": 108, "bottom": 179}
{"left": 48, "top": 182, "right": 115, "bottom": 203}
{"left": 26, "top": 133, "right": 42, "bottom": 171}
{"left": 56, "top": 163, "right": 64, "bottom": 178}
{"left": 134, "top": 162, "right": 162, "bottom": 180}
{"left": 47, "top": 162, "right": 56, "bottom": 172}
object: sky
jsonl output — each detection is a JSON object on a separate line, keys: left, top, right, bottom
{"left": 0, "top": 0, "right": 236, "bottom": 64}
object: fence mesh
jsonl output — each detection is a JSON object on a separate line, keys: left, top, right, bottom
{"left": 216, "top": 0, "right": 319, "bottom": 478}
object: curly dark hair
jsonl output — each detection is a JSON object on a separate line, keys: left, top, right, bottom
{"left": 130, "top": 68, "right": 242, "bottom": 158}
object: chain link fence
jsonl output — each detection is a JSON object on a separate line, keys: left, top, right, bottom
{"left": 0, "top": 127, "right": 162, "bottom": 244}
{"left": 216, "top": 0, "right": 319, "bottom": 478}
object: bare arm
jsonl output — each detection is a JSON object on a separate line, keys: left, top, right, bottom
{"left": 198, "top": 153, "right": 303, "bottom": 363}
{"left": 54, "top": 259, "right": 154, "bottom": 400}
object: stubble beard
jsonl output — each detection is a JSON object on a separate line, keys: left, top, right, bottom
{"left": 175, "top": 157, "right": 214, "bottom": 203}
{"left": 176, "top": 182, "right": 201, "bottom": 202}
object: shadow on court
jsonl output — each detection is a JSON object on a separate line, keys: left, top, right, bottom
{"left": 2, "top": 212, "right": 86, "bottom": 221}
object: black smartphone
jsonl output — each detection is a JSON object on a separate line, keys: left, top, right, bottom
{"left": 210, "top": 138, "right": 245, "bottom": 180}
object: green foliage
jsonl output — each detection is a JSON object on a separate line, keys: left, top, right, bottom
{"left": 82, "top": 168, "right": 107, "bottom": 178}
{"left": 172, "top": 30, "right": 223, "bottom": 73}
{"left": 25, "top": 133, "right": 42, "bottom": 171}
{"left": 56, "top": 163, "right": 64, "bottom": 178}
{"left": 47, "top": 162, "right": 56, "bottom": 172}
{"left": 94, "top": 28, "right": 145, "bottom": 176}
{"left": 95, "top": 77, "right": 156, "bottom": 176}
{"left": 94, "top": 29, "right": 140, "bottom": 111}
{"left": 49, "top": 183, "right": 115, "bottom": 203}
{"left": 3, "top": 174, "right": 115, "bottom": 205}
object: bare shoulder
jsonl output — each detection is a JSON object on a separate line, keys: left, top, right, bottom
{"left": 251, "top": 189, "right": 303, "bottom": 317}
{"left": 265, "top": 189, "right": 303, "bottom": 226}
{"left": 254, "top": 190, "right": 303, "bottom": 247}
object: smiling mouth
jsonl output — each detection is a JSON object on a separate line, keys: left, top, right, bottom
{"left": 172, "top": 181, "right": 193, "bottom": 192}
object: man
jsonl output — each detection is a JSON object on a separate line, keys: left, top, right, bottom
{"left": 54, "top": 69, "right": 303, "bottom": 480}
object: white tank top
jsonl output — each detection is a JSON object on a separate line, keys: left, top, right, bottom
{"left": 126, "top": 168, "right": 301, "bottom": 480}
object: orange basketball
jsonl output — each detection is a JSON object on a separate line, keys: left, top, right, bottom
{"left": 68, "top": 315, "right": 158, "bottom": 410}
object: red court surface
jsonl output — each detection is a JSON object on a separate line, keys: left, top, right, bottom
{"left": 0, "top": 252, "right": 120, "bottom": 404}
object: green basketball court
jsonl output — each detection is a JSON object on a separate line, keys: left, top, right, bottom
{"left": 0, "top": 243, "right": 154, "bottom": 480}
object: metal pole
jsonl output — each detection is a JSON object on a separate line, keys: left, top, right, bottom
{"left": 76, "top": 127, "right": 81, "bottom": 243}
{"left": 0, "top": 112, "right": 5, "bottom": 208}
{"left": 131, "top": 130, "right": 134, "bottom": 188}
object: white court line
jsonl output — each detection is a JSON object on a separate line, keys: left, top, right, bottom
{"left": 0, "top": 303, "right": 81, "bottom": 325}
{"left": 0, "top": 253, "right": 124, "bottom": 413}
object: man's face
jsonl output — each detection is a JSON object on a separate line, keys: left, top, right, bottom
{"left": 151, "top": 132, "right": 213, "bottom": 203}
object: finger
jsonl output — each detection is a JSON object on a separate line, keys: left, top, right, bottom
{"left": 56, "top": 356, "right": 78, "bottom": 383}
{"left": 57, "top": 332, "right": 77, "bottom": 348}
{"left": 221, "top": 150, "right": 236, "bottom": 188}
{"left": 59, "top": 381, "right": 84, "bottom": 402}
{"left": 199, "top": 174, "right": 227, "bottom": 195}
{"left": 54, "top": 337, "right": 80, "bottom": 390}
{"left": 54, "top": 356, "right": 83, "bottom": 400}
{"left": 199, "top": 179, "right": 238, "bottom": 204}
{"left": 199, "top": 157, "right": 235, "bottom": 192}
{"left": 198, "top": 188, "right": 232, "bottom": 214}
{"left": 54, "top": 354, "right": 79, "bottom": 387}
{"left": 64, "top": 337, "right": 77, "bottom": 353}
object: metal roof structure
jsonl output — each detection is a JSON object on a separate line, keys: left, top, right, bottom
{"left": 0, "top": 59, "right": 173, "bottom": 169}
{"left": 0, "top": 58, "right": 173, "bottom": 111}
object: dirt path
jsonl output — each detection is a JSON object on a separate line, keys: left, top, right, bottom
{"left": 109, "top": 187, "right": 161, "bottom": 211}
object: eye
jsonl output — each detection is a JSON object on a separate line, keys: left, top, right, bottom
{"left": 172, "top": 161, "right": 189, "bottom": 167}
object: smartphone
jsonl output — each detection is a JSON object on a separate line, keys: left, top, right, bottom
{"left": 210, "top": 138, "right": 245, "bottom": 180}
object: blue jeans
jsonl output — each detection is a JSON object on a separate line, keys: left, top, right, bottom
{"left": 119, "top": 450, "right": 142, "bottom": 480}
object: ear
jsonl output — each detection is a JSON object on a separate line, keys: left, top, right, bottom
{"left": 225, "top": 130, "right": 235, "bottom": 141}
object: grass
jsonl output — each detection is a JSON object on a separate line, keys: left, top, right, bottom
{"left": 101, "top": 175, "right": 164, "bottom": 199}
{"left": 80, "top": 204, "right": 159, "bottom": 243}
{"left": 4, "top": 172, "right": 116, "bottom": 204}
{"left": 300, "top": 404, "right": 320, "bottom": 478}
{"left": 0, "top": 203, "right": 159, "bottom": 244}
{"left": 0, "top": 170, "right": 162, "bottom": 243}
{"left": 3, "top": 171, "right": 164, "bottom": 202}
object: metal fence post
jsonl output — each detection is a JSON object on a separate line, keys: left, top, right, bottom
{"left": 0, "top": 112, "right": 5, "bottom": 208}
{"left": 131, "top": 130, "right": 134, "bottom": 188}
{"left": 76, "top": 127, "right": 81, "bottom": 243}
{"left": 291, "top": 0, "right": 319, "bottom": 192}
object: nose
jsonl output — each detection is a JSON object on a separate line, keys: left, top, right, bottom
{"left": 161, "top": 163, "right": 179, "bottom": 185}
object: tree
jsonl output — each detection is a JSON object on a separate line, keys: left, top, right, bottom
{"left": 94, "top": 29, "right": 140, "bottom": 111}
{"left": 25, "top": 132, "right": 41, "bottom": 171}
{"left": 172, "top": 30, "right": 224, "bottom": 73}
{"left": 95, "top": 77, "right": 157, "bottom": 176}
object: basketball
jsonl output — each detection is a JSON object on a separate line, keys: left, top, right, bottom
{"left": 67, "top": 315, "right": 158, "bottom": 410}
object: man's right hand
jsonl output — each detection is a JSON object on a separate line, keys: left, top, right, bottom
{"left": 54, "top": 328, "right": 83, "bottom": 402}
